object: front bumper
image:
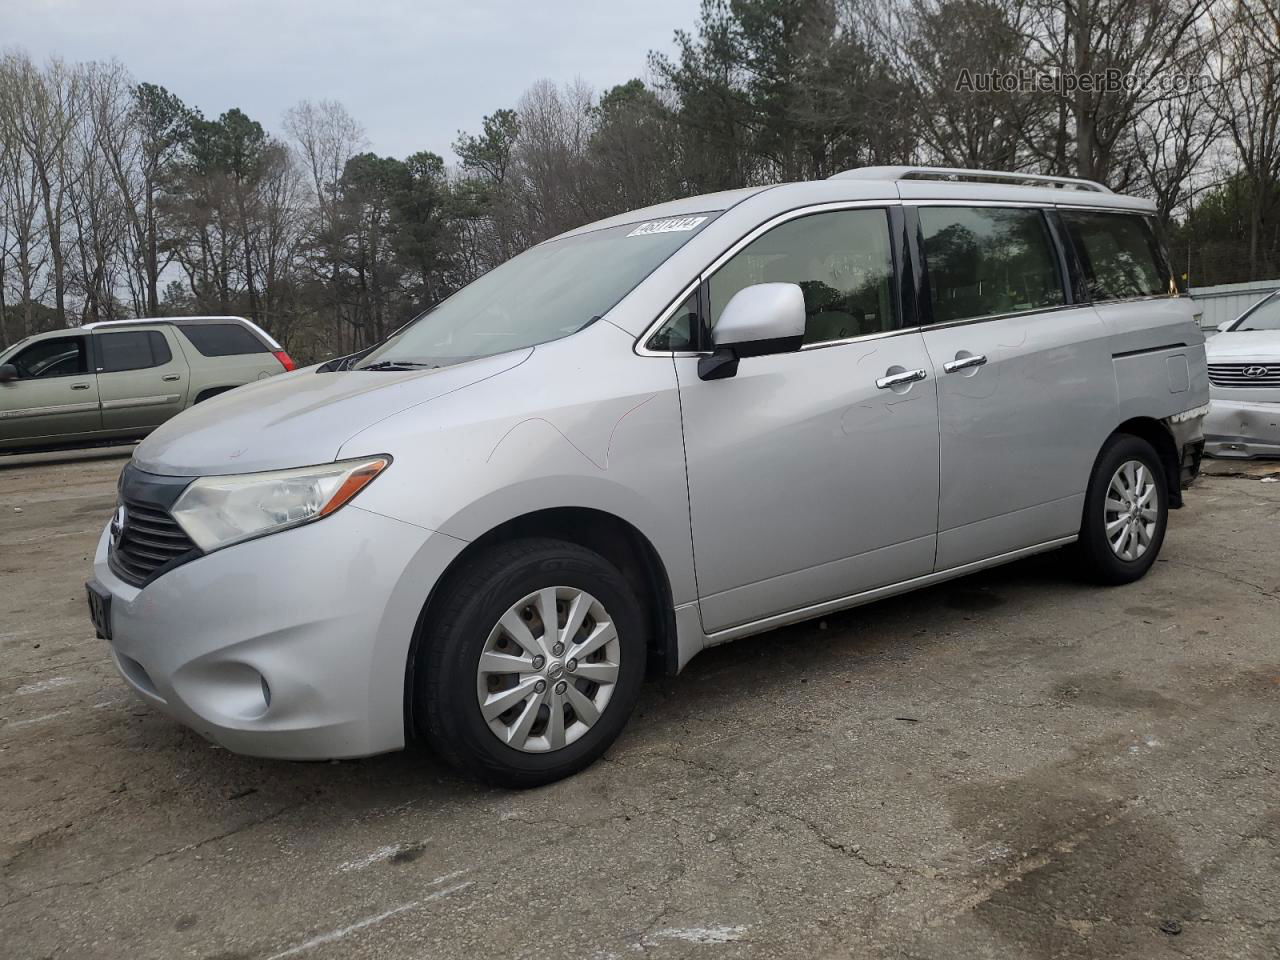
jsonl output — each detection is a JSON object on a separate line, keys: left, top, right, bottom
{"left": 1204, "top": 398, "right": 1280, "bottom": 459}
{"left": 90, "top": 504, "right": 466, "bottom": 759}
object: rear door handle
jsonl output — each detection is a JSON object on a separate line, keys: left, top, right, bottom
{"left": 161, "top": 374, "right": 181, "bottom": 382}
{"left": 876, "top": 368, "right": 928, "bottom": 389}
{"left": 71, "top": 383, "right": 90, "bottom": 390}
{"left": 943, "top": 354, "right": 987, "bottom": 374}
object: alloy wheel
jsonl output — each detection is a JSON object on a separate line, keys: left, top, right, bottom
{"left": 1104, "top": 459, "right": 1159, "bottom": 561}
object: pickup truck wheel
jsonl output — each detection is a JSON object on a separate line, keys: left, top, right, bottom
{"left": 1078, "top": 433, "right": 1168, "bottom": 584}
{"left": 415, "top": 538, "right": 646, "bottom": 787}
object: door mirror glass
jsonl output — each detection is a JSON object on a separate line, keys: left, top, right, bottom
{"left": 699, "top": 283, "right": 806, "bottom": 380}
{"left": 0, "top": 363, "right": 16, "bottom": 383}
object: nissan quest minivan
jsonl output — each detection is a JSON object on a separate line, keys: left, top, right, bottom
{"left": 87, "top": 167, "right": 1209, "bottom": 786}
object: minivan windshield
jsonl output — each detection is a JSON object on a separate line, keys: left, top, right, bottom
{"left": 1233, "top": 292, "right": 1280, "bottom": 332}
{"left": 356, "top": 213, "right": 717, "bottom": 368}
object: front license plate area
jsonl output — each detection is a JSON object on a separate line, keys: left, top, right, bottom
{"left": 86, "top": 581, "right": 113, "bottom": 641}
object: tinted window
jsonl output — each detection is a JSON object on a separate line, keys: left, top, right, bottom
{"left": 1060, "top": 211, "right": 1172, "bottom": 301}
{"left": 12, "top": 337, "right": 87, "bottom": 378}
{"left": 646, "top": 292, "right": 701, "bottom": 352}
{"left": 179, "top": 323, "right": 268, "bottom": 357}
{"left": 97, "top": 331, "right": 172, "bottom": 372}
{"left": 708, "top": 209, "right": 897, "bottom": 345}
{"left": 920, "top": 206, "right": 1064, "bottom": 324}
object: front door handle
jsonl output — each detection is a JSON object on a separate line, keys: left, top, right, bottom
{"left": 161, "top": 374, "right": 181, "bottom": 382}
{"left": 876, "top": 368, "right": 928, "bottom": 390}
{"left": 943, "top": 354, "right": 988, "bottom": 374}
{"left": 71, "top": 382, "right": 91, "bottom": 390}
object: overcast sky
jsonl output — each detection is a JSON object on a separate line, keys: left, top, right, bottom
{"left": 7, "top": 0, "right": 699, "bottom": 162}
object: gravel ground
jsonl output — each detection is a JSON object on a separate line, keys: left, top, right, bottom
{"left": 1, "top": 449, "right": 1277, "bottom": 960}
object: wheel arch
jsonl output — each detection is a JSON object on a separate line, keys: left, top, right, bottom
{"left": 1112, "top": 416, "right": 1183, "bottom": 508}
{"left": 192, "top": 384, "right": 241, "bottom": 404}
{"left": 403, "top": 506, "right": 680, "bottom": 742}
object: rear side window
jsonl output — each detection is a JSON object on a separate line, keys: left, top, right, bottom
{"left": 179, "top": 323, "right": 268, "bottom": 357}
{"left": 1059, "top": 211, "right": 1172, "bottom": 301}
{"left": 919, "top": 206, "right": 1065, "bottom": 324}
{"left": 96, "top": 331, "right": 172, "bottom": 372}
{"left": 707, "top": 208, "right": 898, "bottom": 345}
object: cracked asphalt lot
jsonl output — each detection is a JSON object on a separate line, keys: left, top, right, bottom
{"left": 1, "top": 449, "right": 1278, "bottom": 959}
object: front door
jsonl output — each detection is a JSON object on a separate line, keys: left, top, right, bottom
{"left": 0, "top": 335, "right": 102, "bottom": 445}
{"left": 674, "top": 206, "right": 941, "bottom": 634}
{"left": 913, "top": 204, "right": 1115, "bottom": 570}
{"left": 93, "top": 328, "right": 189, "bottom": 432}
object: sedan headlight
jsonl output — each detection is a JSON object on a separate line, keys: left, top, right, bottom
{"left": 171, "top": 456, "right": 391, "bottom": 552}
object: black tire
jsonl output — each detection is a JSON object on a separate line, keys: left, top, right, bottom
{"left": 415, "top": 537, "right": 646, "bottom": 788}
{"left": 1077, "top": 433, "right": 1169, "bottom": 585}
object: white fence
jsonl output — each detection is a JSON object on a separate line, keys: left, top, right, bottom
{"left": 1188, "top": 279, "right": 1280, "bottom": 331}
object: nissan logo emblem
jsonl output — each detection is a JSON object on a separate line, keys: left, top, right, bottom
{"left": 109, "top": 504, "right": 127, "bottom": 547}
{"left": 1244, "top": 365, "right": 1270, "bottom": 378}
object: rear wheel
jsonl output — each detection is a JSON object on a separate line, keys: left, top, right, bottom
{"left": 1077, "top": 433, "right": 1168, "bottom": 584}
{"left": 415, "top": 538, "right": 646, "bottom": 787}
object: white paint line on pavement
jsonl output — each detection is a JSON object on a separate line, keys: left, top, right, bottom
{"left": 13, "top": 676, "right": 78, "bottom": 696}
{"left": 5, "top": 709, "right": 73, "bottom": 728}
{"left": 423, "top": 881, "right": 473, "bottom": 902}
{"left": 427, "top": 868, "right": 471, "bottom": 885}
{"left": 265, "top": 903, "right": 419, "bottom": 960}
{"left": 266, "top": 884, "right": 473, "bottom": 960}
{"left": 644, "top": 925, "right": 747, "bottom": 945}
{"left": 336, "top": 844, "right": 405, "bottom": 873}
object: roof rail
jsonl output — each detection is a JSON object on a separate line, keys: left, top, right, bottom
{"left": 829, "top": 166, "right": 1111, "bottom": 193}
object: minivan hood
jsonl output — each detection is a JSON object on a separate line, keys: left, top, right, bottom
{"left": 132, "top": 350, "right": 531, "bottom": 476}
{"left": 1207, "top": 330, "right": 1280, "bottom": 360}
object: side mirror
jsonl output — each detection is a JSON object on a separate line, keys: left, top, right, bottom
{"left": 697, "top": 283, "right": 806, "bottom": 381}
{"left": 0, "top": 363, "right": 17, "bottom": 383}
{"left": 1215, "top": 320, "right": 1233, "bottom": 333}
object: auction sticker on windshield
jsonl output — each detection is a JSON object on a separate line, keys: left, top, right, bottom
{"left": 627, "top": 216, "right": 708, "bottom": 237}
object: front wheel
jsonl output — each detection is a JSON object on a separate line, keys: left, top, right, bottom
{"left": 415, "top": 538, "right": 646, "bottom": 787}
{"left": 1077, "top": 433, "right": 1169, "bottom": 585}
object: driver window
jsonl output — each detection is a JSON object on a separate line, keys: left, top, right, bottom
{"left": 12, "top": 337, "right": 88, "bottom": 379}
{"left": 708, "top": 209, "right": 897, "bottom": 345}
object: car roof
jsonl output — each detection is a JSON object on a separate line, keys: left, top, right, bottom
{"left": 550, "top": 167, "right": 1156, "bottom": 244}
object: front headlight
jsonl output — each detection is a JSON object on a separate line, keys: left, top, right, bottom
{"left": 171, "top": 456, "right": 391, "bottom": 552}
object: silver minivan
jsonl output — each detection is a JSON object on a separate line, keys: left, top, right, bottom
{"left": 86, "top": 167, "right": 1209, "bottom": 786}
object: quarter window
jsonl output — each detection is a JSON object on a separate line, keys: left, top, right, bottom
{"left": 646, "top": 292, "right": 701, "bottom": 352}
{"left": 96, "top": 331, "right": 172, "bottom": 372}
{"left": 179, "top": 323, "right": 268, "bottom": 357}
{"left": 1060, "top": 211, "right": 1172, "bottom": 301}
{"left": 919, "top": 206, "right": 1065, "bottom": 324}
{"left": 708, "top": 209, "right": 898, "bottom": 345}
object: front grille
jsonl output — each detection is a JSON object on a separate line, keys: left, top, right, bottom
{"left": 1208, "top": 363, "right": 1280, "bottom": 387}
{"left": 108, "top": 499, "right": 198, "bottom": 587}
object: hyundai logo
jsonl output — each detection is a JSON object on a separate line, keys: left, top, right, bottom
{"left": 109, "top": 504, "right": 127, "bottom": 548}
{"left": 1245, "top": 365, "right": 1270, "bottom": 378}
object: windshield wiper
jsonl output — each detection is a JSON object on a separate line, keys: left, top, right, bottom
{"left": 359, "top": 360, "right": 438, "bottom": 371}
